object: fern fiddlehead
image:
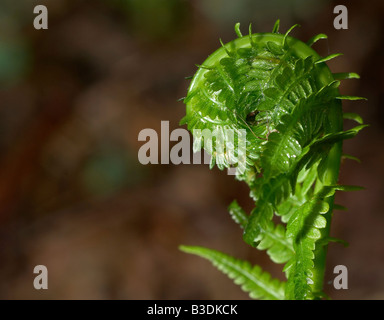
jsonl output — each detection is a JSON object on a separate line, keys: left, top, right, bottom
{"left": 179, "top": 20, "right": 366, "bottom": 300}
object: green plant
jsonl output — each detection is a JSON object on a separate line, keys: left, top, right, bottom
{"left": 179, "top": 20, "right": 366, "bottom": 300}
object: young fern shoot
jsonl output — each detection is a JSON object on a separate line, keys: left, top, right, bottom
{"left": 179, "top": 20, "right": 366, "bottom": 300}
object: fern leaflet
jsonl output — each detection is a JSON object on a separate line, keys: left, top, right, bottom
{"left": 180, "top": 245, "right": 286, "bottom": 300}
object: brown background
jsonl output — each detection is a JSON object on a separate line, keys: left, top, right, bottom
{"left": 0, "top": 0, "right": 383, "bottom": 299}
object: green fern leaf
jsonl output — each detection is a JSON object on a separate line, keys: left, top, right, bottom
{"left": 228, "top": 200, "right": 248, "bottom": 229}
{"left": 228, "top": 200, "right": 294, "bottom": 263}
{"left": 243, "top": 200, "right": 274, "bottom": 245}
{"left": 257, "top": 222, "right": 294, "bottom": 264}
{"left": 284, "top": 187, "right": 333, "bottom": 300}
{"left": 180, "top": 245, "right": 286, "bottom": 300}
{"left": 261, "top": 82, "right": 339, "bottom": 179}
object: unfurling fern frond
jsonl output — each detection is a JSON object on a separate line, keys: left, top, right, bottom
{"left": 179, "top": 21, "right": 366, "bottom": 300}
{"left": 179, "top": 246, "right": 285, "bottom": 300}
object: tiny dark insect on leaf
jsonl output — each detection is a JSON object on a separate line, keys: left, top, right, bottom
{"left": 246, "top": 110, "right": 260, "bottom": 125}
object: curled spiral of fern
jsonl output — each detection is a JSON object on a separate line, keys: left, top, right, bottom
{"left": 180, "top": 20, "right": 366, "bottom": 300}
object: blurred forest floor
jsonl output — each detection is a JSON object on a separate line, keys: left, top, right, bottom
{"left": 0, "top": 0, "right": 383, "bottom": 299}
